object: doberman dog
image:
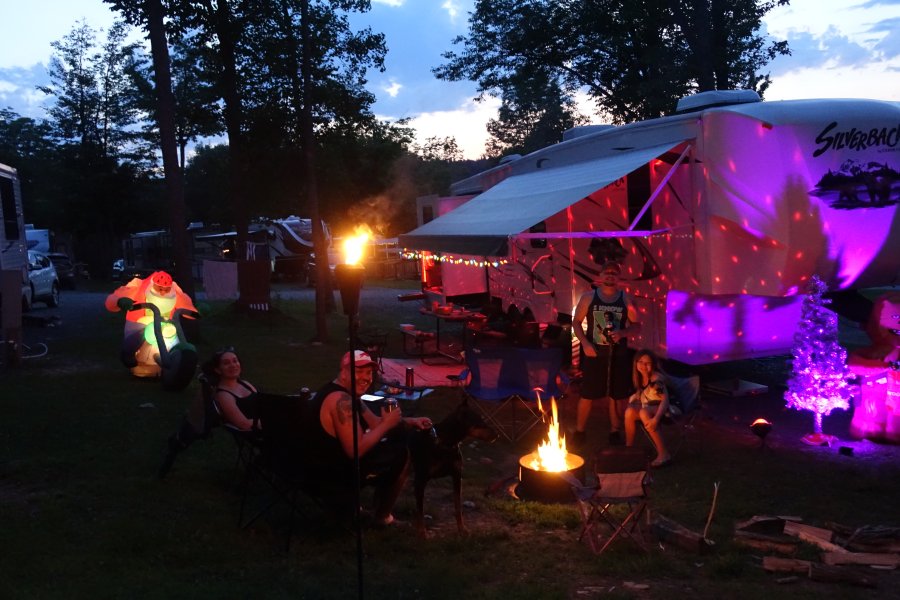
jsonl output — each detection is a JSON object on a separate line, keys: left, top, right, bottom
{"left": 408, "top": 399, "right": 498, "bottom": 537}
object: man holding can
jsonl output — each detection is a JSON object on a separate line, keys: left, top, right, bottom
{"left": 303, "top": 350, "right": 432, "bottom": 526}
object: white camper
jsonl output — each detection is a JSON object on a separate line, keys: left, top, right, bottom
{"left": 400, "top": 92, "right": 900, "bottom": 364}
{"left": 0, "top": 162, "right": 27, "bottom": 349}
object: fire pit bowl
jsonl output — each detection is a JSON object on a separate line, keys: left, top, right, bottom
{"left": 516, "top": 451, "right": 585, "bottom": 503}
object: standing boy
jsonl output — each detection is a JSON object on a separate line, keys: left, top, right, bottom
{"left": 571, "top": 262, "right": 640, "bottom": 449}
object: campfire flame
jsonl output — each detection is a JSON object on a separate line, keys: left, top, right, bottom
{"left": 529, "top": 391, "right": 569, "bottom": 472}
{"left": 342, "top": 224, "right": 371, "bottom": 266}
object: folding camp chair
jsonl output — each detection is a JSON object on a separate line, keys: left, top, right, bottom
{"left": 158, "top": 372, "right": 230, "bottom": 479}
{"left": 665, "top": 374, "right": 701, "bottom": 457}
{"left": 571, "top": 446, "right": 652, "bottom": 554}
{"left": 236, "top": 390, "right": 336, "bottom": 551}
{"left": 460, "top": 346, "right": 564, "bottom": 442}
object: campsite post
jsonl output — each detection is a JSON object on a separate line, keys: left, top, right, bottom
{"left": 334, "top": 228, "right": 369, "bottom": 599}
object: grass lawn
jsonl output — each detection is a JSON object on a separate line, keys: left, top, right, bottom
{"left": 2, "top": 280, "right": 899, "bottom": 599}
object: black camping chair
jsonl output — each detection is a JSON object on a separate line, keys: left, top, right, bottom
{"left": 158, "top": 372, "right": 226, "bottom": 479}
{"left": 459, "top": 346, "right": 565, "bottom": 442}
{"left": 236, "top": 390, "right": 335, "bottom": 551}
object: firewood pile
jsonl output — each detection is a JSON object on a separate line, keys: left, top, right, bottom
{"left": 735, "top": 515, "right": 900, "bottom": 588}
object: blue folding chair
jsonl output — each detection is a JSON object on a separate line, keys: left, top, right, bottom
{"left": 460, "top": 346, "right": 564, "bottom": 442}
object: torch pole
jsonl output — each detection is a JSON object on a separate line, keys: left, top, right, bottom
{"left": 347, "top": 312, "right": 364, "bottom": 600}
{"left": 335, "top": 262, "right": 365, "bottom": 600}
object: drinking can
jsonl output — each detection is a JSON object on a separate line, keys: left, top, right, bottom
{"left": 405, "top": 367, "right": 415, "bottom": 388}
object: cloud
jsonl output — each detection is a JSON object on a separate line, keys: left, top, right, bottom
{"left": 0, "top": 64, "right": 51, "bottom": 118}
{"left": 857, "top": 0, "right": 900, "bottom": 8}
{"left": 442, "top": 0, "right": 463, "bottom": 21}
{"left": 767, "top": 25, "right": 875, "bottom": 76}
{"left": 870, "top": 17, "right": 900, "bottom": 58}
{"left": 372, "top": 0, "right": 405, "bottom": 7}
{"left": 382, "top": 79, "right": 403, "bottom": 98}
{"left": 379, "top": 95, "right": 500, "bottom": 159}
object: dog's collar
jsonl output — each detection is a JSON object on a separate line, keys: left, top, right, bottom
{"left": 430, "top": 427, "right": 460, "bottom": 449}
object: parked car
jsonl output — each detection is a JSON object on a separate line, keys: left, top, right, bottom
{"left": 46, "top": 252, "right": 77, "bottom": 289}
{"left": 23, "top": 250, "right": 60, "bottom": 310}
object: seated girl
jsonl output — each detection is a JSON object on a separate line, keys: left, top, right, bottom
{"left": 623, "top": 349, "right": 672, "bottom": 467}
{"left": 204, "top": 347, "right": 258, "bottom": 431}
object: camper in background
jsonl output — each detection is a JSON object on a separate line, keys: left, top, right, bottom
{"left": 401, "top": 91, "right": 900, "bottom": 366}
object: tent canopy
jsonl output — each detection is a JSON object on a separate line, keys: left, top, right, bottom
{"left": 399, "top": 141, "right": 687, "bottom": 256}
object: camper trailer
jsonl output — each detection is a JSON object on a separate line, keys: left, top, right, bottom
{"left": 0, "top": 163, "right": 27, "bottom": 350}
{"left": 400, "top": 91, "right": 900, "bottom": 365}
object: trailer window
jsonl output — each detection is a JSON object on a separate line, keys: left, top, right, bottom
{"left": 529, "top": 221, "right": 547, "bottom": 248}
{"left": 1, "top": 176, "right": 19, "bottom": 240}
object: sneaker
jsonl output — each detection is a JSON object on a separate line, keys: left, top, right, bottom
{"left": 608, "top": 430, "right": 623, "bottom": 446}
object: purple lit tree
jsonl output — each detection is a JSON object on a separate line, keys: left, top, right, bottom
{"left": 784, "top": 276, "right": 853, "bottom": 443}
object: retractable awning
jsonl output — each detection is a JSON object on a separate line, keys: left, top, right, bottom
{"left": 399, "top": 141, "right": 688, "bottom": 256}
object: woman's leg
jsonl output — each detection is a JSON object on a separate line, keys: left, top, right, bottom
{"left": 639, "top": 408, "right": 671, "bottom": 464}
{"left": 624, "top": 405, "right": 639, "bottom": 446}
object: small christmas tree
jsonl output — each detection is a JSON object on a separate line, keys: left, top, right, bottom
{"left": 784, "top": 276, "right": 853, "bottom": 445}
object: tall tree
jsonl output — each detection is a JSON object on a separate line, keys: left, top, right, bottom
{"left": 484, "top": 69, "right": 587, "bottom": 158}
{"left": 107, "top": 0, "right": 195, "bottom": 296}
{"left": 126, "top": 32, "right": 223, "bottom": 171}
{"left": 39, "top": 20, "right": 147, "bottom": 165}
{"left": 436, "top": 0, "right": 790, "bottom": 125}
{"left": 38, "top": 20, "right": 154, "bottom": 275}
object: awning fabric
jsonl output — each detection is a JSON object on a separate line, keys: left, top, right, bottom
{"left": 399, "top": 141, "right": 687, "bottom": 256}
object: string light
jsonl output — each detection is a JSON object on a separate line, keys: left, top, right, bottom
{"left": 400, "top": 250, "right": 509, "bottom": 268}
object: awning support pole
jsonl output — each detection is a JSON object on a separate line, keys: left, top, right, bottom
{"left": 627, "top": 144, "right": 692, "bottom": 231}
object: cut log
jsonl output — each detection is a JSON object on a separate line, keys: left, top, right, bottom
{"left": 734, "top": 531, "right": 798, "bottom": 555}
{"left": 845, "top": 540, "right": 900, "bottom": 554}
{"left": 822, "top": 552, "right": 900, "bottom": 567}
{"left": 783, "top": 522, "right": 847, "bottom": 553}
{"left": 808, "top": 564, "right": 876, "bottom": 588}
{"left": 783, "top": 521, "right": 834, "bottom": 542}
{"left": 762, "top": 556, "right": 812, "bottom": 573}
{"left": 734, "top": 515, "right": 796, "bottom": 535}
{"left": 826, "top": 522, "right": 900, "bottom": 541}
{"left": 652, "top": 514, "right": 714, "bottom": 553}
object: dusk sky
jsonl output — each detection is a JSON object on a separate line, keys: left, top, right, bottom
{"left": 1, "top": 0, "right": 898, "bottom": 158}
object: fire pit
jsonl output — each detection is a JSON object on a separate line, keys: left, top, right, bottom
{"left": 515, "top": 396, "right": 585, "bottom": 503}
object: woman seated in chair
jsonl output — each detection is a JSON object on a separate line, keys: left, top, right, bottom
{"left": 204, "top": 347, "right": 259, "bottom": 431}
{"left": 624, "top": 350, "right": 672, "bottom": 467}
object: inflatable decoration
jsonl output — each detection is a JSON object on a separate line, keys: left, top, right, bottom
{"left": 105, "top": 271, "right": 200, "bottom": 390}
{"left": 848, "top": 293, "right": 900, "bottom": 443}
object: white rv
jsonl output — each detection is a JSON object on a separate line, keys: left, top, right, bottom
{"left": 0, "top": 163, "right": 27, "bottom": 334}
{"left": 400, "top": 91, "right": 900, "bottom": 364}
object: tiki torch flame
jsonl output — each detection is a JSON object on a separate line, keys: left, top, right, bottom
{"left": 343, "top": 225, "right": 371, "bottom": 266}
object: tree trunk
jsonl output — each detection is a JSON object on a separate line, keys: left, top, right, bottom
{"left": 302, "top": 0, "right": 332, "bottom": 342}
{"left": 207, "top": 0, "right": 253, "bottom": 304}
{"left": 145, "top": 0, "right": 193, "bottom": 296}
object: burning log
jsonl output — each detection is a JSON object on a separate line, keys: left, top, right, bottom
{"left": 516, "top": 396, "right": 585, "bottom": 503}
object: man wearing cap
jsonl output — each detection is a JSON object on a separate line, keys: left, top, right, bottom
{"left": 304, "top": 350, "right": 432, "bottom": 526}
{"left": 105, "top": 271, "right": 198, "bottom": 373}
{"left": 571, "top": 261, "right": 640, "bottom": 450}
